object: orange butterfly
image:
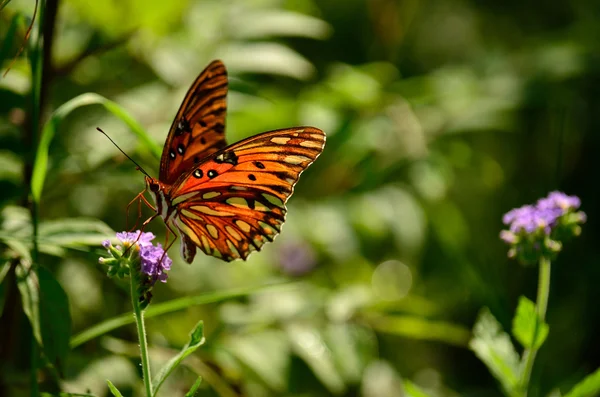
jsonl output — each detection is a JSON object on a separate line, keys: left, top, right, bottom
{"left": 136, "top": 60, "right": 325, "bottom": 263}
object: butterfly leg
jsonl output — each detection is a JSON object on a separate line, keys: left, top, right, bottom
{"left": 122, "top": 213, "right": 159, "bottom": 257}
{"left": 158, "top": 221, "right": 178, "bottom": 265}
{"left": 127, "top": 189, "right": 156, "bottom": 232}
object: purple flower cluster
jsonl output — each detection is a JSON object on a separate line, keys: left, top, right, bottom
{"left": 500, "top": 191, "right": 585, "bottom": 263}
{"left": 501, "top": 192, "right": 582, "bottom": 239}
{"left": 102, "top": 231, "right": 172, "bottom": 284}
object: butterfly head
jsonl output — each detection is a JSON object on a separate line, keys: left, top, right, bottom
{"left": 145, "top": 176, "right": 161, "bottom": 193}
{"left": 145, "top": 176, "right": 171, "bottom": 221}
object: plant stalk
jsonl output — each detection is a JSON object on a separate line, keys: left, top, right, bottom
{"left": 130, "top": 265, "right": 153, "bottom": 397}
{"left": 519, "top": 256, "right": 551, "bottom": 397}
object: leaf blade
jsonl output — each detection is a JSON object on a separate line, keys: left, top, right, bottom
{"left": 31, "top": 93, "right": 161, "bottom": 203}
{"left": 512, "top": 296, "right": 549, "bottom": 349}
{"left": 152, "top": 321, "right": 205, "bottom": 396}
{"left": 565, "top": 367, "right": 600, "bottom": 397}
{"left": 469, "top": 308, "right": 520, "bottom": 397}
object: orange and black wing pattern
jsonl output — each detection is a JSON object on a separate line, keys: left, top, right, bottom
{"left": 159, "top": 60, "right": 228, "bottom": 185}
{"left": 169, "top": 127, "right": 325, "bottom": 262}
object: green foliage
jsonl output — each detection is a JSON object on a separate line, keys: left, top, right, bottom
{"left": 470, "top": 309, "right": 520, "bottom": 397}
{"left": 152, "top": 320, "right": 205, "bottom": 396}
{"left": 1, "top": 0, "right": 600, "bottom": 395}
{"left": 32, "top": 93, "right": 161, "bottom": 203}
{"left": 185, "top": 377, "right": 203, "bottom": 397}
{"left": 512, "top": 296, "right": 549, "bottom": 350}
{"left": 564, "top": 368, "right": 600, "bottom": 397}
{"left": 15, "top": 261, "right": 71, "bottom": 373}
{"left": 106, "top": 379, "right": 124, "bottom": 397}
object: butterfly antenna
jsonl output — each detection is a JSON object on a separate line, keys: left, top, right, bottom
{"left": 96, "top": 127, "right": 151, "bottom": 177}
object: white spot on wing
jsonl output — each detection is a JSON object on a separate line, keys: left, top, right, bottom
{"left": 284, "top": 155, "right": 311, "bottom": 165}
{"left": 271, "top": 137, "right": 291, "bottom": 145}
{"left": 300, "top": 140, "right": 323, "bottom": 149}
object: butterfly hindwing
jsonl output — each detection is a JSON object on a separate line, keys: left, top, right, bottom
{"left": 159, "top": 60, "right": 229, "bottom": 184}
{"left": 169, "top": 126, "right": 325, "bottom": 262}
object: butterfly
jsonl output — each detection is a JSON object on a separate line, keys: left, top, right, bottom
{"left": 137, "top": 60, "right": 325, "bottom": 263}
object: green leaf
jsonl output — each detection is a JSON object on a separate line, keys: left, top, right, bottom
{"left": 564, "top": 367, "right": 600, "bottom": 397}
{"left": 512, "top": 296, "right": 549, "bottom": 349}
{"left": 224, "top": 330, "right": 290, "bottom": 391}
{"left": 106, "top": 380, "right": 124, "bottom": 397}
{"left": 0, "top": 260, "right": 11, "bottom": 318}
{"left": 0, "top": 13, "right": 22, "bottom": 64}
{"left": 220, "top": 43, "right": 316, "bottom": 81}
{"left": 185, "top": 376, "right": 203, "bottom": 397}
{"left": 31, "top": 93, "right": 161, "bottom": 203}
{"left": 0, "top": 208, "right": 114, "bottom": 257}
{"left": 0, "top": 0, "right": 12, "bottom": 11}
{"left": 16, "top": 260, "right": 42, "bottom": 346}
{"left": 70, "top": 282, "right": 290, "bottom": 348}
{"left": 38, "top": 266, "right": 71, "bottom": 374}
{"left": 326, "top": 324, "right": 377, "bottom": 384}
{"left": 231, "top": 10, "right": 331, "bottom": 40}
{"left": 38, "top": 218, "right": 115, "bottom": 256}
{"left": 404, "top": 380, "right": 434, "bottom": 397}
{"left": 367, "top": 314, "right": 471, "bottom": 346}
{"left": 152, "top": 320, "right": 205, "bottom": 396}
{"left": 286, "top": 323, "right": 346, "bottom": 394}
{"left": 469, "top": 308, "right": 520, "bottom": 397}
{"left": 0, "top": 260, "right": 10, "bottom": 284}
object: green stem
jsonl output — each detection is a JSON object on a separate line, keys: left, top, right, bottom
{"left": 28, "top": 2, "right": 47, "bottom": 396}
{"left": 130, "top": 269, "right": 153, "bottom": 397}
{"left": 519, "top": 256, "right": 551, "bottom": 397}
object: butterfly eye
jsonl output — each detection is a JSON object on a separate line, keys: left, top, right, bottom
{"left": 149, "top": 183, "right": 160, "bottom": 193}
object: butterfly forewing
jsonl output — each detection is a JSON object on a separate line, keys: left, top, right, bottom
{"left": 168, "top": 127, "right": 325, "bottom": 262}
{"left": 159, "top": 60, "right": 229, "bottom": 184}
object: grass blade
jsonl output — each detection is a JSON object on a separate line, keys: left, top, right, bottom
{"left": 70, "top": 282, "right": 291, "bottom": 348}
{"left": 152, "top": 321, "right": 205, "bottom": 396}
{"left": 31, "top": 93, "right": 161, "bottom": 203}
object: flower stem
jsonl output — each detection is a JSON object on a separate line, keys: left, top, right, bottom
{"left": 130, "top": 270, "right": 153, "bottom": 397}
{"left": 519, "top": 256, "right": 551, "bottom": 397}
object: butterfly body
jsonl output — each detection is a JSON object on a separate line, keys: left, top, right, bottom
{"left": 143, "top": 60, "right": 325, "bottom": 263}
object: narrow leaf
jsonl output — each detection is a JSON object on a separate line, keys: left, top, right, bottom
{"left": 286, "top": 324, "right": 346, "bottom": 395}
{"left": 512, "top": 296, "right": 549, "bottom": 349}
{"left": 0, "top": 0, "right": 13, "bottom": 11}
{"left": 0, "top": 13, "right": 22, "bottom": 63}
{"left": 564, "top": 367, "right": 600, "bottom": 397}
{"left": 185, "top": 376, "right": 203, "bottom": 397}
{"left": 38, "top": 266, "right": 71, "bottom": 374}
{"left": 70, "top": 283, "right": 290, "bottom": 348}
{"left": 106, "top": 380, "right": 124, "bottom": 397}
{"left": 404, "top": 380, "right": 434, "bottom": 397}
{"left": 31, "top": 93, "right": 161, "bottom": 203}
{"left": 152, "top": 321, "right": 205, "bottom": 396}
{"left": 225, "top": 330, "right": 289, "bottom": 391}
{"left": 469, "top": 308, "right": 520, "bottom": 396}
{"left": 16, "top": 260, "right": 42, "bottom": 346}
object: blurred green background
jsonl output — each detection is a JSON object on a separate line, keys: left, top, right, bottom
{"left": 1, "top": 0, "right": 599, "bottom": 396}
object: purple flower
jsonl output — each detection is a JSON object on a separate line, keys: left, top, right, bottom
{"left": 116, "top": 231, "right": 156, "bottom": 247}
{"left": 502, "top": 192, "right": 581, "bottom": 235}
{"left": 140, "top": 243, "right": 172, "bottom": 283}
{"left": 537, "top": 191, "right": 581, "bottom": 211}
{"left": 101, "top": 230, "right": 171, "bottom": 284}
{"left": 500, "top": 191, "right": 585, "bottom": 264}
